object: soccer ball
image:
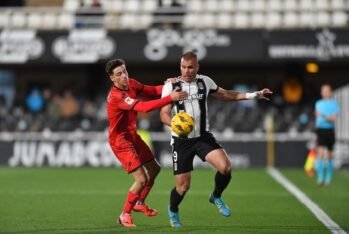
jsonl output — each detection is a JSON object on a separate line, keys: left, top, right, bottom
{"left": 171, "top": 112, "right": 195, "bottom": 136}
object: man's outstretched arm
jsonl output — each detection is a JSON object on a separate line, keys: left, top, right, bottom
{"left": 133, "top": 95, "right": 172, "bottom": 113}
{"left": 211, "top": 87, "right": 272, "bottom": 101}
{"left": 134, "top": 88, "right": 187, "bottom": 113}
{"left": 141, "top": 85, "right": 163, "bottom": 97}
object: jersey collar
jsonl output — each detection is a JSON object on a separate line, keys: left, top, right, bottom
{"left": 177, "top": 76, "right": 198, "bottom": 83}
{"left": 113, "top": 84, "right": 128, "bottom": 91}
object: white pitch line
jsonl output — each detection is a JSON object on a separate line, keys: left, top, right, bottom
{"left": 267, "top": 167, "right": 347, "bottom": 234}
{"left": 0, "top": 190, "right": 289, "bottom": 197}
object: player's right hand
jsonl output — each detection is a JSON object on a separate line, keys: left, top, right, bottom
{"left": 170, "top": 88, "right": 188, "bottom": 101}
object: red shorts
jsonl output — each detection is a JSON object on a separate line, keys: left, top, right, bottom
{"left": 110, "top": 134, "right": 154, "bottom": 173}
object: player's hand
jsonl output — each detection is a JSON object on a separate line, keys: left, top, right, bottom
{"left": 255, "top": 88, "right": 273, "bottom": 100}
{"left": 170, "top": 87, "right": 188, "bottom": 101}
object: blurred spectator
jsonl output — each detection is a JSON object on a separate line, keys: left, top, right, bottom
{"left": 299, "top": 112, "right": 309, "bottom": 125}
{"left": 47, "top": 94, "right": 61, "bottom": 119}
{"left": 82, "top": 99, "right": 97, "bottom": 119}
{"left": 80, "top": 99, "right": 98, "bottom": 130}
{"left": 153, "top": 0, "right": 186, "bottom": 29}
{"left": 75, "top": 0, "right": 104, "bottom": 28}
{"left": 283, "top": 78, "right": 303, "bottom": 104}
{"left": 90, "top": 0, "right": 101, "bottom": 7}
{"left": 25, "top": 88, "right": 44, "bottom": 113}
{"left": 59, "top": 90, "right": 79, "bottom": 118}
{"left": 26, "top": 0, "right": 63, "bottom": 6}
{"left": 0, "top": 70, "right": 15, "bottom": 110}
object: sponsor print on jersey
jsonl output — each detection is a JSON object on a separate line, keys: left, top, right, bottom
{"left": 124, "top": 97, "right": 135, "bottom": 105}
{"left": 179, "top": 93, "right": 204, "bottom": 104}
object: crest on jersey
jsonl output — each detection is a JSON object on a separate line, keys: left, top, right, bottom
{"left": 124, "top": 97, "right": 135, "bottom": 105}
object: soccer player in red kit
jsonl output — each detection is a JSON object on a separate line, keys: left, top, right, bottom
{"left": 106, "top": 59, "right": 188, "bottom": 227}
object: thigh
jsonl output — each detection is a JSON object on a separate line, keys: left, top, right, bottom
{"left": 142, "top": 158, "right": 161, "bottom": 179}
{"left": 205, "top": 148, "right": 232, "bottom": 173}
{"left": 135, "top": 135, "right": 155, "bottom": 165}
{"left": 195, "top": 133, "right": 222, "bottom": 161}
{"left": 316, "top": 129, "right": 327, "bottom": 147}
{"left": 111, "top": 145, "right": 142, "bottom": 174}
{"left": 326, "top": 130, "right": 335, "bottom": 151}
{"left": 172, "top": 138, "right": 196, "bottom": 175}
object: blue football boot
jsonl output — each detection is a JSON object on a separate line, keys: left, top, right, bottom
{"left": 168, "top": 205, "right": 182, "bottom": 228}
{"left": 209, "top": 193, "right": 231, "bottom": 217}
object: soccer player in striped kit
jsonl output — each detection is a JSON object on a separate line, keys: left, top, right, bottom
{"left": 160, "top": 52, "right": 272, "bottom": 228}
{"left": 106, "top": 59, "right": 188, "bottom": 227}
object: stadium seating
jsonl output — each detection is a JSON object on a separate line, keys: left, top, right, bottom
{"left": 0, "top": 88, "right": 316, "bottom": 133}
{"left": 0, "top": 0, "right": 348, "bottom": 29}
{"left": 0, "top": 0, "right": 345, "bottom": 134}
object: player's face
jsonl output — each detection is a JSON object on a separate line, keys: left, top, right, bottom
{"left": 180, "top": 58, "right": 199, "bottom": 82}
{"left": 111, "top": 65, "right": 129, "bottom": 89}
{"left": 321, "top": 85, "right": 332, "bottom": 99}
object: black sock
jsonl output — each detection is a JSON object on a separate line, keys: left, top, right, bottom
{"left": 170, "top": 187, "right": 186, "bottom": 212}
{"left": 213, "top": 171, "right": 231, "bottom": 198}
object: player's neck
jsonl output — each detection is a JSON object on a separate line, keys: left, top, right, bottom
{"left": 179, "top": 77, "right": 196, "bottom": 83}
{"left": 114, "top": 83, "right": 128, "bottom": 90}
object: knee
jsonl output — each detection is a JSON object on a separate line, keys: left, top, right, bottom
{"left": 148, "top": 165, "right": 161, "bottom": 182}
{"left": 154, "top": 164, "right": 161, "bottom": 176}
{"left": 328, "top": 151, "right": 334, "bottom": 160}
{"left": 219, "top": 161, "right": 232, "bottom": 175}
{"left": 136, "top": 174, "right": 148, "bottom": 188}
{"left": 177, "top": 183, "right": 190, "bottom": 195}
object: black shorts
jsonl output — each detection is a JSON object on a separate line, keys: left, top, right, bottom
{"left": 316, "top": 128, "right": 335, "bottom": 151}
{"left": 171, "top": 132, "right": 222, "bottom": 175}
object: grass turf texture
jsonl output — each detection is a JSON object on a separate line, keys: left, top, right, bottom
{"left": 0, "top": 168, "right": 347, "bottom": 233}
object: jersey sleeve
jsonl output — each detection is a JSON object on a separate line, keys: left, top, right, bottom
{"left": 161, "top": 82, "right": 173, "bottom": 98}
{"left": 133, "top": 96, "right": 172, "bottom": 112}
{"left": 203, "top": 76, "right": 219, "bottom": 93}
{"left": 141, "top": 85, "right": 163, "bottom": 97}
{"left": 129, "top": 78, "right": 145, "bottom": 95}
{"left": 109, "top": 91, "right": 140, "bottom": 111}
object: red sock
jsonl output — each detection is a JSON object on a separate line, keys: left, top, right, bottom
{"left": 123, "top": 191, "right": 140, "bottom": 214}
{"left": 138, "top": 182, "right": 154, "bottom": 203}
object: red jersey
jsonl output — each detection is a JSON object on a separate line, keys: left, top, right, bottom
{"left": 107, "top": 78, "right": 172, "bottom": 147}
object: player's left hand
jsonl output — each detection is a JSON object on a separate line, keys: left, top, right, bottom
{"left": 256, "top": 88, "right": 273, "bottom": 100}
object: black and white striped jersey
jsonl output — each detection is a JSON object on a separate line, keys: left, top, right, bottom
{"left": 162, "top": 74, "right": 219, "bottom": 138}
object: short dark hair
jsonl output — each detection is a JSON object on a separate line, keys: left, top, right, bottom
{"left": 182, "top": 51, "right": 197, "bottom": 61}
{"left": 105, "top": 59, "right": 125, "bottom": 75}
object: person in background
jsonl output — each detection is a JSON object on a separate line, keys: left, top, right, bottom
{"left": 75, "top": 0, "right": 103, "bottom": 28}
{"left": 0, "top": 69, "right": 15, "bottom": 110}
{"left": 315, "top": 84, "right": 340, "bottom": 186}
{"left": 26, "top": 88, "right": 44, "bottom": 114}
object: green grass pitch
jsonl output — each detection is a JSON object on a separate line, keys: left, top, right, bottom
{"left": 0, "top": 167, "right": 348, "bottom": 233}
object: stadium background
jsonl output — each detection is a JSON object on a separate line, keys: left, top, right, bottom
{"left": 0, "top": 0, "right": 348, "bottom": 233}
{"left": 0, "top": 0, "right": 348, "bottom": 168}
